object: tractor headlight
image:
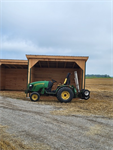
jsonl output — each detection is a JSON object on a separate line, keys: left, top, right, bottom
{"left": 29, "top": 84, "right": 33, "bottom": 90}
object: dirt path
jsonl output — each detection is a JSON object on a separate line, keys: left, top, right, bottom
{"left": 0, "top": 96, "right": 113, "bottom": 150}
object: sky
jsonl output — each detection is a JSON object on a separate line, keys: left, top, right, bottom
{"left": 0, "top": 0, "right": 113, "bottom": 76}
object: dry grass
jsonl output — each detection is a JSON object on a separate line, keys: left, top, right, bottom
{"left": 0, "top": 125, "right": 51, "bottom": 150}
{"left": 0, "top": 78, "right": 113, "bottom": 117}
{"left": 0, "top": 125, "right": 29, "bottom": 150}
{"left": 51, "top": 78, "right": 113, "bottom": 117}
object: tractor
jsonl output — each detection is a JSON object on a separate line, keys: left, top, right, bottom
{"left": 25, "top": 71, "right": 90, "bottom": 103}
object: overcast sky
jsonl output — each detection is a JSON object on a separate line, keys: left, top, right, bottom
{"left": 0, "top": 0, "right": 113, "bottom": 76}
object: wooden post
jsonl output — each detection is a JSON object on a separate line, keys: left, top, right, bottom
{"left": 75, "top": 60, "right": 86, "bottom": 89}
{"left": 27, "top": 59, "right": 39, "bottom": 84}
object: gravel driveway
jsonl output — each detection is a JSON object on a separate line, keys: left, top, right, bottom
{"left": 0, "top": 96, "right": 113, "bottom": 150}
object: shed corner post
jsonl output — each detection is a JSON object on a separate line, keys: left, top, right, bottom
{"left": 27, "top": 59, "right": 30, "bottom": 85}
{"left": 84, "top": 61, "right": 86, "bottom": 89}
{"left": 27, "top": 58, "right": 39, "bottom": 85}
{"left": 26, "top": 59, "right": 29, "bottom": 97}
{"left": 74, "top": 60, "right": 86, "bottom": 90}
{"left": 82, "top": 61, "right": 86, "bottom": 89}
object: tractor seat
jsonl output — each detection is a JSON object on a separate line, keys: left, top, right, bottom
{"left": 46, "top": 81, "right": 53, "bottom": 92}
{"left": 46, "top": 79, "right": 57, "bottom": 92}
{"left": 63, "top": 73, "right": 71, "bottom": 85}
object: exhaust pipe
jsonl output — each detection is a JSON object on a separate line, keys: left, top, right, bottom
{"left": 74, "top": 71, "right": 80, "bottom": 92}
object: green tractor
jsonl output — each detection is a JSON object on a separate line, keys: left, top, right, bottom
{"left": 25, "top": 71, "right": 90, "bottom": 103}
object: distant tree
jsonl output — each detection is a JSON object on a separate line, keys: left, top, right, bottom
{"left": 86, "top": 74, "right": 111, "bottom": 78}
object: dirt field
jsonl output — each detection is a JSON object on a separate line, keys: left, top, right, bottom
{"left": 0, "top": 78, "right": 113, "bottom": 117}
{"left": 0, "top": 78, "right": 113, "bottom": 150}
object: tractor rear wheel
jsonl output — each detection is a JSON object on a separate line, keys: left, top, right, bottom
{"left": 30, "top": 92, "right": 40, "bottom": 102}
{"left": 57, "top": 87, "right": 74, "bottom": 103}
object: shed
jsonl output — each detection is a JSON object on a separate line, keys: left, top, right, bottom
{"left": 0, "top": 55, "right": 88, "bottom": 91}
{"left": 0, "top": 59, "right": 28, "bottom": 90}
{"left": 26, "top": 55, "right": 88, "bottom": 91}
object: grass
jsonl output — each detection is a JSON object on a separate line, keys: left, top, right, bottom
{"left": 51, "top": 91, "right": 113, "bottom": 117}
{"left": 0, "top": 125, "right": 29, "bottom": 150}
{"left": 0, "top": 125, "right": 51, "bottom": 150}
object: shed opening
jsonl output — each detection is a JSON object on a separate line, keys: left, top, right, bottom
{"left": 30, "top": 61, "right": 83, "bottom": 90}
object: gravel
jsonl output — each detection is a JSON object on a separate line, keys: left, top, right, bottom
{"left": 0, "top": 96, "right": 113, "bottom": 150}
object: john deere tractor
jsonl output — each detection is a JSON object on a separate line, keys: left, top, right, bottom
{"left": 25, "top": 71, "right": 90, "bottom": 103}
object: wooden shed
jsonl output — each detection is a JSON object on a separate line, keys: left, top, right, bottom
{"left": 26, "top": 55, "right": 88, "bottom": 91}
{"left": 0, "top": 55, "right": 88, "bottom": 91}
{"left": 0, "top": 59, "right": 28, "bottom": 90}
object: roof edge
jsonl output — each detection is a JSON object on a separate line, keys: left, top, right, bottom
{"left": 26, "top": 55, "right": 89, "bottom": 61}
{"left": 0, "top": 59, "right": 28, "bottom": 65}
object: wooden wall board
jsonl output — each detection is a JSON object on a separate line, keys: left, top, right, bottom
{"left": 4, "top": 68, "right": 27, "bottom": 91}
{"left": 0, "top": 65, "right": 5, "bottom": 90}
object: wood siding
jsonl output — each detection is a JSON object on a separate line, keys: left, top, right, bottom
{"left": 0, "top": 65, "right": 5, "bottom": 90}
{"left": 1, "top": 68, "right": 27, "bottom": 91}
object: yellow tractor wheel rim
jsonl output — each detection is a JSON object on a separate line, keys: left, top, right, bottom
{"left": 61, "top": 91, "right": 70, "bottom": 100}
{"left": 32, "top": 94, "right": 38, "bottom": 101}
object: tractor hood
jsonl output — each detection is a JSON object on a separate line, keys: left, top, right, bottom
{"left": 25, "top": 81, "right": 49, "bottom": 94}
{"left": 28, "top": 81, "right": 49, "bottom": 87}
{"left": 29, "top": 81, "right": 48, "bottom": 85}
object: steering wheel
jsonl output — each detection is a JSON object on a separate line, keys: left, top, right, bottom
{"left": 52, "top": 79, "right": 57, "bottom": 83}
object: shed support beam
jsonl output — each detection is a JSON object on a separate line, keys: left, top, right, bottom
{"left": 47, "top": 61, "right": 49, "bottom": 68}
{"left": 39, "top": 62, "right": 41, "bottom": 68}
{"left": 73, "top": 62, "right": 75, "bottom": 68}
{"left": 19, "top": 65, "right": 24, "bottom": 69}
{"left": 11, "top": 65, "right": 17, "bottom": 69}
{"left": 56, "top": 62, "right": 58, "bottom": 68}
{"left": 5, "top": 64, "right": 11, "bottom": 68}
{"left": 28, "top": 59, "right": 39, "bottom": 84}
{"left": 64, "top": 62, "right": 66, "bottom": 68}
{"left": 75, "top": 60, "right": 86, "bottom": 89}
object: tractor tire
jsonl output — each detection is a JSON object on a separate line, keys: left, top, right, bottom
{"left": 79, "top": 89, "right": 90, "bottom": 100}
{"left": 30, "top": 92, "right": 40, "bottom": 102}
{"left": 84, "top": 96, "right": 90, "bottom": 100}
{"left": 57, "top": 87, "right": 74, "bottom": 103}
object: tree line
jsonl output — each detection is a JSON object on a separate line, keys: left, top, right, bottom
{"left": 86, "top": 74, "right": 111, "bottom": 78}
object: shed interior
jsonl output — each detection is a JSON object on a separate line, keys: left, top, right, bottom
{"left": 31, "top": 61, "right": 83, "bottom": 90}
{"left": 0, "top": 61, "right": 28, "bottom": 91}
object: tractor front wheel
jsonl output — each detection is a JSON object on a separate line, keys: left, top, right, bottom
{"left": 30, "top": 92, "right": 40, "bottom": 102}
{"left": 57, "top": 87, "right": 74, "bottom": 103}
